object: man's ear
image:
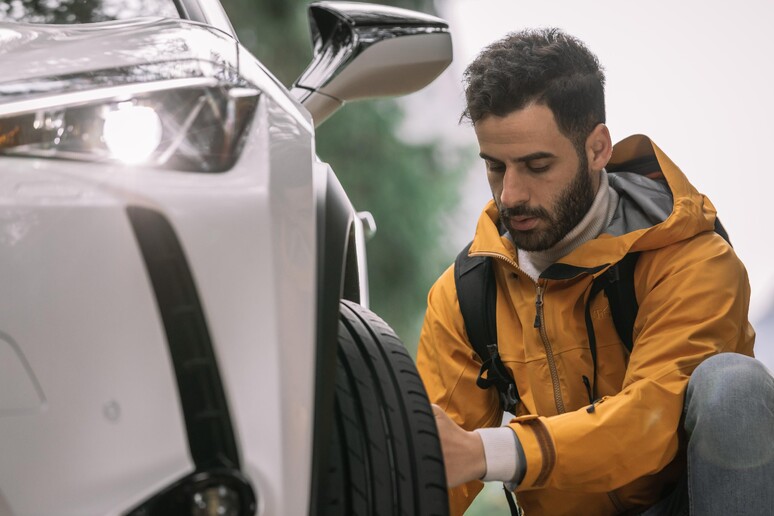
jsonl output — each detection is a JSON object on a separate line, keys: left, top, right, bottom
{"left": 586, "top": 123, "right": 613, "bottom": 171}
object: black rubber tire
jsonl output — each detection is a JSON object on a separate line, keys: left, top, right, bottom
{"left": 317, "top": 300, "right": 448, "bottom": 516}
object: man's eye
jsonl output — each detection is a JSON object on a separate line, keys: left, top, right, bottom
{"left": 486, "top": 161, "right": 505, "bottom": 172}
{"left": 527, "top": 162, "right": 550, "bottom": 173}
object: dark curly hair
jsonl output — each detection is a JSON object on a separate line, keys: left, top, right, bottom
{"left": 462, "top": 28, "right": 606, "bottom": 153}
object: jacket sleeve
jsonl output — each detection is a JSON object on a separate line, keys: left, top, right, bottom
{"left": 512, "top": 233, "right": 756, "bottom": 492}
{"left": 416, "top": 264, "right": 504, "bottom": 515}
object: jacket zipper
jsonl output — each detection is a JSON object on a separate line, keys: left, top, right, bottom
{"left": 471, "top": 251, "right": 567, "bottom": 414}
{"left": 534, "top": 283, "right": 566, "bottom": 414}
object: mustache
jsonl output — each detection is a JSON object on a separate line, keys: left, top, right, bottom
{"left": 499, "top": 204, "right": 550, "bottom": 221}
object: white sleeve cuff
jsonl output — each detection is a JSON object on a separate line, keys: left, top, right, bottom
{"left": 476, "top": 427, "right": 521, "bottom": 482}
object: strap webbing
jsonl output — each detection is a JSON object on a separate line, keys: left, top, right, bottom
{"left": 600, "top": 252, "right": 641, "bottom": 353}
{"left": 454, "top": 243, "right": 520, "bottom": 414}
{"left": 503, "top": 484, "right": 522, "bottom": 515}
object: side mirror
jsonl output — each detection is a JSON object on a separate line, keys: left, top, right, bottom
{"left": 291, "top": 1, "right": 452, "bottom": 126}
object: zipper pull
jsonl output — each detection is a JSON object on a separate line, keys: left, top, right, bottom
{"left": 534, "top": 285, "right": 544, "bottom": 328}
{"left": 582, "top": 375, "right": 596, "bottom": 413}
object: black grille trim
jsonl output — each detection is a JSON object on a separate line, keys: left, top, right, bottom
{"left": 127, "top": 206, "right": 240, "bottom": 471}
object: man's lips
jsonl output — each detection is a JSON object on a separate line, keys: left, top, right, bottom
{"left": 508, "top": 216, "right": 540, "bottom": 231}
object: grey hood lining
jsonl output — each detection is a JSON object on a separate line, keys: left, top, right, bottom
{"left": 606, "top": 172, "right": 674, "bottom": 237}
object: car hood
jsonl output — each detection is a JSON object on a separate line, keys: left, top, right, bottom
{"left": 0, "top": 18, "right": 238, "bottom": 87}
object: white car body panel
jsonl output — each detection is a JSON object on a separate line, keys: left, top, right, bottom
{"left": 0, "top": 160, "right": 194, "bottom": 515}
{"left": 0, "top": 86, "right": 320, "bottom": 514}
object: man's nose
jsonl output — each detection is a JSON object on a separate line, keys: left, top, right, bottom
{"left": 500, "top": 169, "right": 529, "bottom": 207}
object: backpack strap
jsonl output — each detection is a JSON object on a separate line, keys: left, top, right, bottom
{"left": 714, "top": 218, "right": 731, "bottom": 246}
{"left": 583, "top": 252, "right": 640, "bottom": 406}
{"left": 454, "top": 242, "right": 520, "bottom": 414}
{"left": 601, "top": 252, "right": 641, "bottom": 354}
{"left": 455, "top": 244, "right": 523, "bottom": 516}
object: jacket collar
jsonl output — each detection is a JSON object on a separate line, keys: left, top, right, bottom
{"left": 468, "top": 135, "right": 719, "bottom": 272}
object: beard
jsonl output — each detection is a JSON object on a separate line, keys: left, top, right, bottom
{"left": 498, "top": 155, "right": 596, "bottom": 252}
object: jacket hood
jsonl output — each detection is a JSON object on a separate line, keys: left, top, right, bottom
{"left": 470, "top": 134, "right": 719, "bottom": 271}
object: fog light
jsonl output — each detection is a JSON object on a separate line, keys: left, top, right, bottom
{"left": 102, "top": 103, "right": 162, "bottom": 164}
{"left": 125, "top": 469, "right": 256, "bottom": 516}
{"left": 192, "top": 485, "right": 241, "bottom": 516}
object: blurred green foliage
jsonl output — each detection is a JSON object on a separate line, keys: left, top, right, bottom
{"left": 467, "top": 482, "right": 516, "bottom": 515}
{"left": 221, "top": 0, "right": 467, "bottom": 352}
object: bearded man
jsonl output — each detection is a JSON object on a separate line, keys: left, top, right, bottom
{"left": 417, "top": 28, "right": 773, "bottom": 515}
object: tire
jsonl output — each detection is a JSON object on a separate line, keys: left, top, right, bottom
{"left": 317, "top": 300, "right": 448, "bottom": 516}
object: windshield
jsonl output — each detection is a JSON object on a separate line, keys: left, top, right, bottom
{"left": 0, "top": 0, "right": 179, "bottom": 24}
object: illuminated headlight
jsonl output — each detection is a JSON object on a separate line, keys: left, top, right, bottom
{"left": 0, "top": 75, "right": 260, "bottom": 172}
{"left": 102, "top": 103, "right": 163, "bottom": 163}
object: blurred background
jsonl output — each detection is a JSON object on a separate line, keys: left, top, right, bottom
{"left": 220, "top": 0, "right": 774, "bottom": 512}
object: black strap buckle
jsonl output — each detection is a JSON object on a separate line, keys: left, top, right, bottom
{"left": 476, "top": 346, "right": 520, "bottom": 413}
{"left": 500, "top": 383, "right": 519, "bottom": 414}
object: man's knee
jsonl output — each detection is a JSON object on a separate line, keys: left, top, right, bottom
{"left": 684, "top": 354, "right": 774, "bottom": 492}
{"left": 688, "top": 353, "right": 772, "bottom": 399}
{"left": 685, "top": 352, "right": 774, "bottom": 431}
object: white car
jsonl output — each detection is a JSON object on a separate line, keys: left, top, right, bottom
{"left": 0, "top": 1, "right": 452, "bottom": 514}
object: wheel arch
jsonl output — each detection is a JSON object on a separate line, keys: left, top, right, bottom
{"left": 309, "top": 162, "right": 365, "bottom": 515}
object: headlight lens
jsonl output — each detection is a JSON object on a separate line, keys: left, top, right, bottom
{"left": 103, "top": 103, "right": 163, "bottom": 163}
{"left": 0, "top": 72, "right": 260, "bottom": 172}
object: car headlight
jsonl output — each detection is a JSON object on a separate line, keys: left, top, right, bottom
{"left": 0, "top": 67, "right": 260, "bottom": 172}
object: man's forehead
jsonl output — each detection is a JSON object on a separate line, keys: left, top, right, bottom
{"left": 474, "top": 104, "right": 570, "bottom": 156}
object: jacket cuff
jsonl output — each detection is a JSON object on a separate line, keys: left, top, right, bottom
{"left": 511, "top": 415, "right": 555, "bottom": 490}
{"left": 476, "top": 427, "right": 525, "bottom": 483}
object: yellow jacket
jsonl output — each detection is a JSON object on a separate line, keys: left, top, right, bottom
{"left": 417, "top": 135, "right": 755, "bottom": 515}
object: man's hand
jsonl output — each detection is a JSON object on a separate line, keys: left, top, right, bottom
{"left": 432, "top": 404, "right": 487, "bottom": 487}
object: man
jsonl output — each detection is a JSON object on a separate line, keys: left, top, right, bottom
{"left": 417, "top": 28, "right": 773, "bottom": 515}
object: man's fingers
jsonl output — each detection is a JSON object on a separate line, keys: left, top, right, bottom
{"left": 430, "top": 403, "right": 487, "bottom": 487}
{"left": 431, "top": 405, "right": 453, "bottom": 448}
